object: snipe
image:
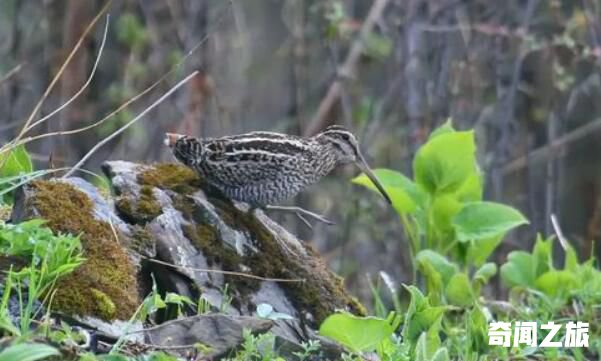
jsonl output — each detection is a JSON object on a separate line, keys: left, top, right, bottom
{"left": 165, "top": 125, "right": 391, "bottom": 225}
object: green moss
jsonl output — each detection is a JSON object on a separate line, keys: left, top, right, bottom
{"left": 130, "top": 225, "right": 155, "bottom": 255}
{"left": 136, "top": 163, "right": 366, "bottom": 325}
{"left": 30, "top": 180, "right": 139, "bottom": 321}
{"left": 90, "top": 288, "right": 117, "bottom": 320}
{"left": 116, "top": 185, "right": 162, "bottom": 223}
{"left": 138, "top": 163, "right": 201, "bottom": 194}
{"left": 178, "top": 193, "right": 366, "bottom": 324}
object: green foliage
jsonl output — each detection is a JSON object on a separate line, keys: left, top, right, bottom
{"left": 0, "top": 343, "right": 60, "bottom": 361}
{"left": 347, "top": 122, "right": 600, "bottom": 360}
{"left": 116, "top": 13, "right": 148, "bottom": 52}
{"left": 353, "top": 121, "right": 528, "bottom": 271}
{"left": 0, "top": 145, "right": 34, "bottom": 204}
{"left": 222, "top": 329, "right": 285, "bottom": 361}
{"left": 0, "top": 219, "right": 84, "bottom": 336}
{"left": 319, "top": 311, "right": 401, "bottom": 353}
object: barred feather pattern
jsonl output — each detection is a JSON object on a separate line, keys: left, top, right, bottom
{"left": 170, "top": 126, "right": 359, "bottom": 207}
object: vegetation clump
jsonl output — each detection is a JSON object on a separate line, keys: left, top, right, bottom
{"left": 137, "top": 163, "right": 201, "bottom": 194}
{"left": 116, "top": 185, "right": 162, "bottom": 223}
{"left": 29, "top": 180, "right": 139, "bottom": 320}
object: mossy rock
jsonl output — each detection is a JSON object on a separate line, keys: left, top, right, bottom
{"left": 23, "top": 180, "right": 140, "bottom": 321}
{"left": 131, "top": 162, "right": 366, "bottom": 325}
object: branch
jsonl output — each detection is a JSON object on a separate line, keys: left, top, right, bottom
{"left": 0, "top": 63, "right": 24, "bottom": 87}
{"left": 501, "top": 117, "right": 601, "bottom": 175}
{"left": 62, "top": 71, "right": 199, "bottom": 178}
{"left": 24, "top": 14, "right": 110, "bottom": 134}
{"left": 303, "top": 0, "right": 390, "bottom": 136}
{"left": 12, "top": 1, "right": 112, "bottom": 144}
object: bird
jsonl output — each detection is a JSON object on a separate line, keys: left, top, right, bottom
{"left": 164, "top": 125, "right": 391, "bottom": 224}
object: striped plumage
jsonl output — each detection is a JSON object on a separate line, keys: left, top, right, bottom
{"left": 165, "top": 125, "right": 391, "bottom": 207}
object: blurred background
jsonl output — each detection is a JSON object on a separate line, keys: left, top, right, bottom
{"left": 1, "top": 0, "right": 601, "bottom": 304}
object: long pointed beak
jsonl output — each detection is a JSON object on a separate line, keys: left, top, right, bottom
{"left": 356, "top": 154, "right": 392, "bottom": 205}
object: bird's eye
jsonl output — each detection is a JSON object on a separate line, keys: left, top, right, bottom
{"left": 331, "top": 141, "right": 344, "bottom": 152}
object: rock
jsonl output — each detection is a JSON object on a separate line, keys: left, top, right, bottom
{"left": 144, "top": 314, "right": 273, "bottom": 358}
{"left": 7, "top": 161, "right": 362, "bottom": 359}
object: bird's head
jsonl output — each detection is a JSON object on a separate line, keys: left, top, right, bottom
{"left": 316, "top": 125, "right": 392, "bottom": 204}
{"left": 164, "top": 133, "right": 203, "bottom": 167}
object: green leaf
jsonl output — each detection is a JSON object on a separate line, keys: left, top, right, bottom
{"left": 564, "top": 244, "right": 579, "bottom": 272}
{"left": 500, "top": 251, "right": 536, "bottom": 288}
{"left": 416, "top": 250, "right": 458, "bottom": 286}
{"left": 432, "top": 194, "right": 463, "bottom": 235}
{"left": 453, "top": 201, "right": 529, "bottom": 242}
{"left": 445, "top": 272, "right": 474, "bottom": 307}
{"left": 473, "top": 262, "right": 497, "bottom": 286}
{"left": 466, "top": 235, "right": 504, "bottom": 267}
{"left": 455, "top": 172, "right": 483, "bottom": 202}
{"left": 467, "top": 305, "right": 489, "bottom": 356}
{"left": 352, "top": 168, "right": 426, "bottom": 214}
{"left": 403, "top": 285, "right": 446, "bottom": 343}
{"left": 532, "top": 235, "right": 553, "bottom": 277}
{"left": 431, "top": 348, "right": 450, "bottom": 361}
{"left": 414, "top": 131, "right": 476, "bottom": 195}
{"left": 0, "top": 343, "right": 60, "bottom": 361}
{"left": 0, "top": 145, "right": 33, "bottom": 178}
{"left": 319, "top": 312, "right": 396, "bottom": 353}
{"left": 535, "top": 270, "right": 579, "bottom": 299}
{"left": 428, "top": 119, "right": 455, "bottom": 140}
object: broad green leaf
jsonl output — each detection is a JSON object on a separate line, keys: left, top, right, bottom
{"left": 432, "top": 194, "right": 463, "bottom": 235}
{"left": 532, "top": 235, "right": 553, "bottom": 277}
{"left": 455, "top": 172, "right": 483, "bottom": 202}
{"left": 0, "top": 343, "right": 60, "bottom": 361}
{"left": 467, "top": 305, "right": 489, "bottom": 356}
{"left": 414, "top": 131, "right": 476, "bottom": 195}
{"left": 319, "top": 312, "right": 396, "bottom": 353}
{"left": 414, "top": 318, "right": 442, "bottom": 361}
{"left": 473, "top": 262, "right": 497, "bottom": 286}
{"left": 445, "top": 272, "right": 474, "bottom": 307}
{"left": 417, "top": 260, "right": 444, "bottom": 305}
{"left": 431, "top": 348, "right": 450, "bottom": 361}
{"left": 453, "top": 201, "right": 528, "bottom": 242}
{"left": 500, "top": 251, "right": 536, "bottom": 288}
{"left": 416, "top": 250, "right": 458, "bottom": 285}
{"left": 352, "top": 169, "right": 426, "bottom": 214}
{"left": 564, "top": 244, "right": 579, "bottom": 272}
{"left": 535, "top": 270, "right": 579, "bottom": 298}
{"left": 428, "top": 119, "right": 456, "bottom": 140}
{"left": 0, "top": 145, "right": 33, "bottom": 178}
{"left": 466, "top": 235, "right": 503, "bottom": 267}
{"left": 403, "top": 285, "right": 446, "bottom": 343}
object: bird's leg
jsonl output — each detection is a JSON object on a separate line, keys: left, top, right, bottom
{"left": 264, "top": 205, "right": 335, "bottom": 226}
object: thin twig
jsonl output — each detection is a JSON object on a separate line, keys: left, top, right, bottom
{"left": 24, "top": 14, "right": 110, "bottom": 134}
{"left": 144, "top": 257, "right": 305, "bottom": 283}
{"left": 303, "top": 0, "right": 390, "bottom": 136}
{"left": 550, "top": 214, "right": 569, "bottom": 251}
{"left": 62, "top": 71, "right": 199, "bottom": 178}
{"left": 12, "top": 1, "right": 112, "bottom": 145}
{"left": 501, "top": 117, "right": 601, "bottom": 175}
{"left": 0, "top": 63, "right": 24, "bottom": 87}
{"left": 4, "top": 2, "right": 232, "bottom": 154}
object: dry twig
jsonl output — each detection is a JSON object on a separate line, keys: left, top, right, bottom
{"left": 303, "top": 0, "right": 390, "bottom": 136}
